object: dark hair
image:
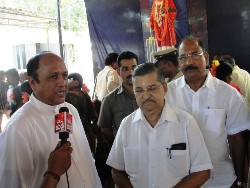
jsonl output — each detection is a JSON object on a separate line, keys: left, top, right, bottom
{"left": 27, "top": 51, "right": 55, "bottom": 83}
{"left": 5, "top": 68, "right": 19, "bottom": 80}
{"left": 179, "top": 35, "right": 206, "bottom": 52}
{"left": 215, "top": 60, "right": 233, "bottom": 82}
{"left": 21, "top": 80, "right": 33, "bottom": 95}
{"left": 219, "top": 54, "right": 235, "bottom": 66}
{"left": 117, "top": 51, "right": 138, "bottom": 67}
{"left": 68, "top": 72, "right": 83, "bottom": 90}
{"left": 105, "top": 53, "right": 119, "bottom": 66}
{"left": 132, "top": 63, "right": 165, "bottom": 84}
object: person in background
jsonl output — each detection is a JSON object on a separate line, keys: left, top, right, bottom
{"left": 95, "top": 53, "right": 119, "bottom": 101}
{"left": 210, "top": 59, "right": 241, "bottom": 93}
{"left": 19, "top": 71, "right": 28, "bottom": 83}
{"left": 66, "top": 72, "right": 96, "bottom": 153}
{"left": 107, "top": 63, "right": 212, "bottom": 187}
{"left": 5, "top": 68, "right": 19, "bottom": 106}
{"left": 0, "top": 70, "right": 9, "bottom": 133}
{"left": 220, "top": 54, "right": 250, "bottom": 106}
{"left": 152, "top": 47, "right": 183, "bottom": 82}
{"left": 97, "top": 51, "right": 138, "bottom": 187}
{"left": 40, "top": 141, "right": 73, "bottom": 188}
{"left": 167, "top": 36, "right": 250, "bottom": 187}
{"left": 0, "top": 52, "right": 102, "bottom": 188}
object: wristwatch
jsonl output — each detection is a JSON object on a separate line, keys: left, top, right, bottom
{"left": 236, "top": 181, "right": 246, "bottom": 187}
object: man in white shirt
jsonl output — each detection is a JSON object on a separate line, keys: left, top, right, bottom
{"left": 95, "top": 53, "right": 119, "bottom": 101}
{"left": 220, "top": 54, "right": 250, "bottom": 106}
{"left": 107, "top": 63, "right": 212, "bottom": 188}
{"left": 0, "top": 52, "right": 102, "bottom": 188}
{"left": 167, "top": 36, "right": 250, "bottom": 187}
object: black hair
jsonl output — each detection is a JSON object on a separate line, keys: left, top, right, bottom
{"left": 21, "top": 80, "right": 33, "bottom": 95}
{"left": 219, "top": 54, "right": 235, "bottom": 66}
{"left": 68, "top": 72, "right": 83, "bottom": 90}
{"left": 215, "top": 60, "right": 233, "bottom": 82}
{"left": 27, "top": 51, "right": 55, "bottom": 83}
{"left": 5, "top": 68, "right": 19, "bottom": 80}
{"left": 179, "top": 35, "right": 206, "bottom": 52}
{"left": 132, "top": 63, "right": 165, "bottom": 84}
{"left": 105, "top": 53, "right": 119, "bottom": 66}
{"left": 117, "top": 51, "right": 138, "bottom": 67}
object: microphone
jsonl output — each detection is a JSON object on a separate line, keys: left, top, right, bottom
{"left": 55, "top": 107, "right": 73, "bottom": 146}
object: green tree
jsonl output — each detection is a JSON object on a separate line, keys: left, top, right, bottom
{"left": 0, "top": 0, "right": 88, "bottom": 31}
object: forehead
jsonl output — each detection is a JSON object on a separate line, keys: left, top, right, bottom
{"left": 120, "top": 58, "right": 137, "bottom": 67}
{"left": 179, "top": 39, "right": 202, "bottom": 55}
{"left": 38, "top": 55, "right": 67, "bottom": 74}
{"left": 133, "top": 72, "right": 158, "bottom": 86}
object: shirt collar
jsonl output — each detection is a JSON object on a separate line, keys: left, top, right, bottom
{"left": 29, "top": 94, "right": 67, "bottom": 114}
{"left": 175, "top": 71, "right": 216, "bottom": 90}
{"left": 132, "top": 101, "right": 179, "bottom": 125}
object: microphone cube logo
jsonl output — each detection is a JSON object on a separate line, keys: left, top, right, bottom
{"left": 55, "top": 112, "right": 73, "bottom": 133}
{"left": 55, "top": 113, "right": 65, "bottom": 132}
{"left": 66, "top": 113, "right": 73, "bottom": 133}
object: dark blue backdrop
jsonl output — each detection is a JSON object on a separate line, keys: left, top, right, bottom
{"left": 85, "top": 0, "right": 188, "bottom": 76}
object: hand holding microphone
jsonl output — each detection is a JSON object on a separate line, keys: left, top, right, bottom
{"left": 41, "top": 141, "right": 73, "bottom": 188}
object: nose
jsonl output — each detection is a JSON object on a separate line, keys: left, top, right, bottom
{"left": 185, "top": 57, "right": 194, "bottom": 65}
{"left": 58, "top": 75, "right": 67, "bottom": 86}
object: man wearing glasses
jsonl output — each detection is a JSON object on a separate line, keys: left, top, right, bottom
{"left": 167, "top": 36, "right": 250, "bottom": 187}
{"left": 107, "top": 63, "right": 212, "bottom": 188}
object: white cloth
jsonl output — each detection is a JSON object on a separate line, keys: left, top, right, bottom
{"left": 0, "top": 94, "right": 102, "bottom": 188}
{"left": 231, "top": 65, "right": 250, "bottom": 106}
{"left": 95, "top": 66, "right": 119, "bottom": 101}
{"left": 107, "top": 102, "right": 212, "bottom": 188}
{"left": 167, "top": 72, "right": 250, "bottom": 188}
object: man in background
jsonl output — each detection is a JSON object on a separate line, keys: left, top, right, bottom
{"left": 0, "top": 70, "right": 9, "bottom": 132}
{"left": 220, "top": 54, "right": 250, "bottom": 106}
{"left": 97, "top": 51, "right": 138, "bottom": 187}
{"left": 152, "top": 47, "right": 183, "bottom": 83}
{"left": 95, "top": 53, "right": 119, "bottom": 101}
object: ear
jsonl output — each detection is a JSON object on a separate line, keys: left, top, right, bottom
{"left": 117, "top": 68, "right": 121, "bottom": 76}
{"left": 163, "top": 82, "right": 168, "bottom": 94}
{"left": 28, "top": 76, "right": 36, "bottom": 92}
{"left": 204, "top": 52, "right": 210, "bottom": 67}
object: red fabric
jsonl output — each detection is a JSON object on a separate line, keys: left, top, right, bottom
{"left": 230, "top": 83, "right": 242, "bottom": 94}
{"left": 150, "top": 0, "right": 177, "bottom": 47}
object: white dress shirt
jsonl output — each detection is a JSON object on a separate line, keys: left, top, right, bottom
{"left": 95, "top": 66, "right": 119, "bottom": 101}
{"left": 0, "top": 94, "right": 102, "bottom": 188}
{"left": 167, "top": 72, "right": 250, "bottom": 187}
{"left": 107, "top": 102, "right": 212, "bottom": 188}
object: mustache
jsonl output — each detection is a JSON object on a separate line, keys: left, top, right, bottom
{"left": 184, "top": 66, "right": 198, "bottom": 71}
{"left": 142, "top": 99, "right": 155, "bottom": 105}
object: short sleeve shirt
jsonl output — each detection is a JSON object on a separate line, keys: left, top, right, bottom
{"left": 107, "top": 102, "right": 212, "bottom": 188}
{"left": 98, "top": 85, "right": 138, "bottom": 136}
{"left": 166, "top": 72, "right": 250, "bottom": 187}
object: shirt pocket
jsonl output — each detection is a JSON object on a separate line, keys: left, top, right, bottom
{"left": 203, "top": 109, "right": 226, "bottom": 134}
{"left": 123, "top": 145, "right": 139, "bottom": 176}
{"left": 165, "top": 149, "right": 189, "bottom": 178}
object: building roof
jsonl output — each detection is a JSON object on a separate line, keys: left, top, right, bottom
{"left": 0, "top": 6, "right": 56, "bottom": 28}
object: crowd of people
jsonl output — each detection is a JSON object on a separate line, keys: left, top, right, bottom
{"left": 0, "top": 35, "right": 250, "bottom": 188}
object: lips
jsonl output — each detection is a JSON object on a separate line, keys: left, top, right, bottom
{"left": 57, "top": 90, "right": 66, "bottom": 97}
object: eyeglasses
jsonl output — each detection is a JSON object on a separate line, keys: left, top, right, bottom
{"left": 134, "top": 84, "right": 163, "bottom": 95}
{"left": 178, "top": 52, "right": 204, "bottom": 64}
